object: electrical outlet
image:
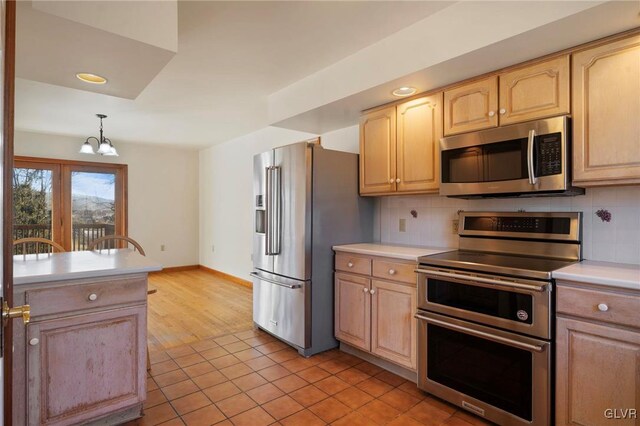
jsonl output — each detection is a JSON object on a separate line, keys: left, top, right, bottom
{"left": 452, "top": 219, "right": 459, "bottom": 234}
{"left": 160, "top": 244, "right": 166, "bottom": 251}
{"left": 399, "top": 218, "right": 406, "bottom": 232}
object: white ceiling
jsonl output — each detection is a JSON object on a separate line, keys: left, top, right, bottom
{"left": 15, "top": 1, "right": 452, "bottom": 147}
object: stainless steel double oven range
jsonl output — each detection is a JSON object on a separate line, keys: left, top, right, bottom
{"left": 416, "top": 212, "right": 582, "bottom": 425}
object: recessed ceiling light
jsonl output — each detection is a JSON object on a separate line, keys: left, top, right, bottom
{"left": 392, "top": 86, "right": 417, "bottom": 97}
{"left": 76, "top": 73, "right": 107, "bottom": 85}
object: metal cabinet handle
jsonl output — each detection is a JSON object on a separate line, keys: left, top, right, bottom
{"left": 370, "top": 289, "right": 376, "bottom": 295}
{"left": 362, "top": 287, "right": 369, "bottom": 293}
{"left": 88, "top": 293, "right": 98, "bottom": 301}
{"left": 347, "top": 262, "right": 354, "bottom": 268}
{"left": 29, "top": 338, "right": 39, "bottom": 346}
{"left": 395, "top": 179, "right": 401, "bottom": 183}
{"left": 388, "top": 269, "right": 396, "bottom": 275}
{"left": 499, "top": 108, "right": 506, "bottom": 114}
{"left": 389, "top": 179, "right": 394, "bottom": 184}
{"left": 488, "top": 111, "right": 495, "bottom": 117}
{"left": 597, "top": 303, "right": 609, "bottom": 312}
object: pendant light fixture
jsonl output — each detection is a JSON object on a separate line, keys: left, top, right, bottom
{"left": 79, "top": 114, "right": 118, "bottom": 156}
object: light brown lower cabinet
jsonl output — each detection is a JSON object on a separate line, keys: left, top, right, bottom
{"left": 556, "top": 282, "right": 640, "bottom": 426}
{"left": 334, "top": 253, "right": 417, "bottom": 371}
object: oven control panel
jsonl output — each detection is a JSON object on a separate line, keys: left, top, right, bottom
{"left": 464, "top": 216, "right": 571, "bottom": 235}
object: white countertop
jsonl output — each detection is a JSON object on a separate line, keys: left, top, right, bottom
{"left": 14, "top": 249, "right": 163, "bottom": 285}
{"left": 553, "top": 260, "right": 640, "bottom": 291}
{"left": 333, "top": 243, "right": 453, "bottom": 261}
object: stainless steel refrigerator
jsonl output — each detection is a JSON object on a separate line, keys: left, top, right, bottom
{"left": 252, "top": 139, "right": 373, "bottom": 356}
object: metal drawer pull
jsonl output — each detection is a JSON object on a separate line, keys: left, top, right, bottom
{"left": 29, "top": 338, "right": 39, "bottom": 346}
{"left": 388, "top": 269, "right": 396, "bottom": 275}
{"left": 88, "top": 293, "right": 98, "bottom": 301}
{"left": 249, "top": 272, "right": 302, "bottom": 289}
{"left": 415, "top": 268, "right": 546, "bottom": 292}
{"left": 347, "top": 262, "right": 354, "bottom": 268}
{"left": 362, "top": 287, "right": 369, "bottom": 293}
{"left": 597, "top": 303, "right": 609, "bottom": 312}
{"left": 370, "top": 289, "right": 376, "bottom": 295}
{"left": 415, "top": 314, "right": 546, "bottom": 353}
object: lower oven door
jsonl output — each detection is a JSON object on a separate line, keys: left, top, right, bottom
{"left": 415, "top": 311, "right": 550, "bottom": 426}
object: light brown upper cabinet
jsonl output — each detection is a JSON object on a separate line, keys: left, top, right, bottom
{"left": 360, "top": 94, "right": 442, "bottom": 195}
{"left": 572, "top": 34, "right": 640, "bottom": 186}
{"left": 444, "top": 76, "right": 498, "bottom": 136}
{"left": 498, "top": 55, "right": 570, "bottom": 126}
{"left": 359, "top": 106, "right": 396, "bottom": 194}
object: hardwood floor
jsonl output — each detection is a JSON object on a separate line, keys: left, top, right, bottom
{"left": 147, "top": 269, "right": 253, "bottom": 352}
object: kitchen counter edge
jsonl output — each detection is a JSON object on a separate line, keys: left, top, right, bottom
{"left": 333, "top": 243, "right": 454, "bottom": 262}
{"left": 553, "top": 260, "right": 640, "bottom": 291}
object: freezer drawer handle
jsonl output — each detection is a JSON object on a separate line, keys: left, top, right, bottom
{"left": 414, "top": 313, "right": 546, "bottom": 353}
{"left": 250, "top": 272, "right": 302, "bottom": 289}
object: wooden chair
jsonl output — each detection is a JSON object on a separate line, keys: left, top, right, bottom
{"left": 88, "top": 235, "right": 156, "bottom": 370}
{"left": 13, "top": 238, "right": 66, "bottom": 256}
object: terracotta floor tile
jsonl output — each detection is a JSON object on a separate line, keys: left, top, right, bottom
{"left": 267, "top": 348, "right": 299, "bottom": 363}
{"left": 202, "top": 381, "right": 241, "bottom": 403}
{"left": 423, "top": 396, "right": 457, "bottom": 415}
{"left": 335, "top": 367, "right": 370, "bottom": 386}
{"left": 272, "top": 375, "right": 309, "bottom": 393}
{"left": 219, "top": 363, "right": 253, "bottom": 380}
{"left": 379, "top": 388, "right": 422, "bottom": 412}
{"left": 181, "top": 404, "right": 226, "bottom": 426}
{"left": 150, "top": 351, "right": 171, "bottom": 365}
{"left": 232, "top": 372, "right": 268, "bottom": 391}
{"left": 333, "top": 352, "right": 361, "bottom": 365}
{"left": 234, "top": 329, "right": 260, "bottom": 340}
{"left": 200, "top": 347, "right": 230, "bottom": 361}
{"left": 386, "top": 414, "right": 425, "bottom": 426}
{"left": 213, "top": 334, "right": 241, "bottom": 346}
{"left": 171, "top": 392, "right": 212, "bottom": 416}
{"left": 154, "top": 369, "right": 190, "bottom": 387}
{"left": 406, "top": 400, "right": 453, "bottom": 425}
{"left": 141, "top": 402, "right": 178, "bottom": 425}
{"left": 358, "top": 399, "right": 401, "bottom": 425}
{"left": 228, "top": 406, "right": 275, "bottom": 426}
{"left": 157, "top": 418, "right": 185, "bottom": 426}
{"left": 331, "top": 410, "right": 371, "bottom": 426}
{"left": 234, "top": 348, "right": 263, "bottom": 362}
{"left": 353, "top": 361, "right": 384, "bottom": 376}
{"left": 262, "top": 395, "right": 304, "bottom": 420}
{"left": 215, "top": 393, "right": 256, "bottom": 417}
{"left": 246, "top": 382, "right": 285, "bottom": 404}
{"left": 313, "top": 376, "right": 350, "bottom": 395}
{"left": 288, "top": 385, "right": 329, "bottom": 407}
{"left": 148, "top": 377, "right": 160, "bottom": 392}
{"left": 281, "top": 357, "right": 315, "bottom": 373}
{"left": 375, "top": 370, "right": 407, "bottom": 387}
{"left": 190, "top": 339, "right": 219, "bottom": 353}
{"left": 308, "top": 397, "right": 352, "bottom": 423}
{"left": 256, "top": 341, "right": 288, "bottom": 355}
{"left": 296, "top": 366, "right": 332, "bottom": 383}
{"left": 316, "top": 359, "right": 351, "bottom": 375}
{"left": 192, "top": 371, "right": 227, "bottom": 389}
{"left": 183, "top": 362, "right": 217, "bottom": 379}
{"left": 244, "top": 356, "right": 277, "bottom": 371}
{"left": 308, "top": 350, "right": 340, "bottom": 364}
{"left": 279, "top": 408, "right": 326, "bottom": 426}
{"left": 163, "top": 379, "right": 200, "bottom": 401}
{"left": 397, "top": 381, "right": 427, "bottom": 400}
{"left": 167, "top": 345, "right": 197, "bottom": 359}
{"left": 145, "top": 389, "right": 168, "bottom": 409}
{"left": 223, "top": 341, "right": 251, "bottom": 354}
{"left": 333, "top": 387, "right": 373, "bottom": 409}
{"left": 210, "top": 354, "right": 242, "bottom": 370}
{"left": 213, "top": 421, "right": 232, "bottom": 426}
{"left": 355, "top": 377, "right": 394, "bottom": 398}
{"left": 258, "top": 365, "right": 292, "bottom": 382}
{"left": 442, "top": 416, "right": 477, "bottom": 426}
{"left": 150, "top": 360, "right": 181, "bottom": 376}
{"left": 175, "top": 353, "right": 207, "bottom": 369}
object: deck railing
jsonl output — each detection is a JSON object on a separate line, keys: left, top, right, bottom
{"left": 13, "top": 223, "right": 115, "bottom": 254}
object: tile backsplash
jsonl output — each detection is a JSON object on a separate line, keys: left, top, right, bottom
{"left": 377, "top": 186, "right": 640, "bottom": 265}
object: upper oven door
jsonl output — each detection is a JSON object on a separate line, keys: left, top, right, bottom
{"left": 416, "top": 267, "right": 552, "bottom": 339}
{"left": 439, "top": 115, "right": 570, "bottom": 196}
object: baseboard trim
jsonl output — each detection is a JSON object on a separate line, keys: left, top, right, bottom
{"left": 151, "top": 265, "right": 199, "bottom": 274}
{"left": 199, "top": 265, "right": 252, "bottom": 288}
{"left": 339, "top": 342, "right": 417, "bottom": 383}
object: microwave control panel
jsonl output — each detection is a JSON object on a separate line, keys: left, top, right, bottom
{"left": 537, "top": 132, "right": 562, "bottom": 176}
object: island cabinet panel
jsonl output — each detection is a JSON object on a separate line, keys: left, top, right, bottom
{"left": 396, "top": 94, "right": 442, "bottom": 193}
{"left": 370, "top": 279, "right": 416, "bottom": 370}
{"left": 26, "top": 306, "right": 146, "bottom": 426}
{"left": 359, "top": 106, "right": 396, "bottom": 194}
{"left": 334, "top": 272, "right": 371, "bottom": 351}
{"left": 572, "top": 34, "right": 640, "bottom": 186}
{"left": 444, "top": 76, "right": 498, "bottom": 136}
{"left": 498, "top": 55, "right": 570, "bottom": 125}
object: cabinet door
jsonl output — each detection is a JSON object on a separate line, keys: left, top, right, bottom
{"left": 444, "top": 76, "right": 498, "bottom": 136}
{"left": 396, "top": 93, "right": 443, "bottom": 193}
{"left": 572, "top": 34, "right": 640, "bottom": 186}
{"left": 556, "top": 317, "right": 640, "bottom": 426}
{"left": 335, "top": 272, "right": 370, "bottom": 351}
{"left": 499, "top": 55, "right": 570, "bottom": 125}
{"left": 359, "top": 106, "right": 396, "bottom": 194}
{"left": 27, "top": 306, "right": 146, "bottom": 426}
{"left": 370, "top": 279, "right": 416, "bottom": 370}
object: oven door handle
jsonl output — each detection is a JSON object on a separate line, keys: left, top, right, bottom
{"left": 415, "top": 314, "right": 546, "bottom": 353}
{"left": 415, "top": 268, "right": 547, "bottom": 293}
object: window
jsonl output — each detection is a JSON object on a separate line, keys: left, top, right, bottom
{"left": 13, "top": 157, "right": 127, "bottom": 254}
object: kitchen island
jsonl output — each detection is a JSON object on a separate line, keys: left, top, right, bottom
{"left": 13, "top": 249, "right": 162, "bottom": 426}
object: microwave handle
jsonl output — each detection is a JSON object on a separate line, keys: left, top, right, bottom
{"left": 527, "top": 129, "right": 537, "bottom": 185}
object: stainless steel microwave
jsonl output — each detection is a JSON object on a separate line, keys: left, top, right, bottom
{"left": 439, "top": 116, "right": 583, "bottom": 198}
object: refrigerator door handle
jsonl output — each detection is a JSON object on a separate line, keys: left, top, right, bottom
{"left": 250, "top": 272, "right": 301, "bottom": 289}
{"left": 271, "top": 166, "right": 282, "bottom": 255}
{"left": 265, "top": 166, "right": 272, "bottom": 255}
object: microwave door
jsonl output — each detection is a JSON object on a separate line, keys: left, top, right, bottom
{"left": 253, "top": 150, "right": 274, "bottom": 273}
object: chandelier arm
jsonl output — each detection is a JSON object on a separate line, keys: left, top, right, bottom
{"left": 85, "top": 136, "right": 100, "bottom": 146}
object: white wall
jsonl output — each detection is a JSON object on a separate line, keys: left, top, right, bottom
{"left": 15, "top": 130, "right": 199, "bottom": 267}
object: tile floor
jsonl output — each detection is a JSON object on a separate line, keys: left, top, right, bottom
{"left": 124, "top": 329, "right": 492, "bottom": 426}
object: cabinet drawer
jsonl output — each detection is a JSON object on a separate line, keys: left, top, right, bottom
{"left": 26, "top": 276, "right": 147, "bottom": 318}
{"left": 557, "top": 285, "right": 640, "bottom": 329}
{"left": 372, "top": 259, "right": 416, "bottom": 285}
{"left": 335, "top": 254, "right": 372, "bottom": 275}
